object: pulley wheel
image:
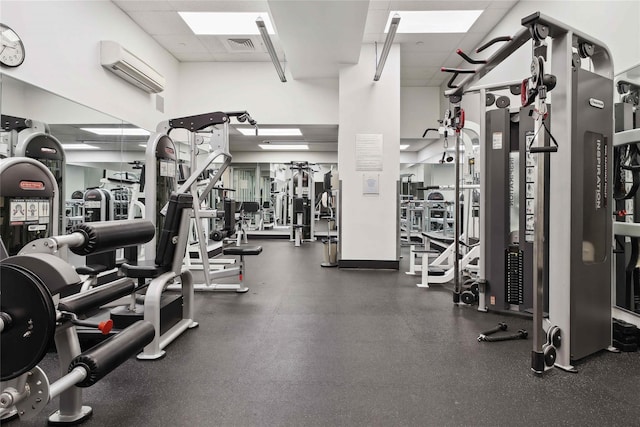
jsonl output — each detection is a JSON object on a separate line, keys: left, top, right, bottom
{"left": 0, "top": 263, "right": 56, "bottom": 381}
{"left": 543, "top": 345, "right": 556, "bottom": 367}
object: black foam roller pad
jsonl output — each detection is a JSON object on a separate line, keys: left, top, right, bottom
{"left": 58, "top": 279, "right": 135, "bottom": 316}
{"left": 71, "top": 219, "right": 155, "bottom": 255}
{"left": 68, "top": 321, "right": 155, "bottom": 387}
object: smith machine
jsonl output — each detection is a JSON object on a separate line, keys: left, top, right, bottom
{"left": 442, "top": 12, "right": 613, "bottom": 374}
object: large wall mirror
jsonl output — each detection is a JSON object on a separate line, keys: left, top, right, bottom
{"left": 0, "top": 73, "right": 150, "bottom": 246}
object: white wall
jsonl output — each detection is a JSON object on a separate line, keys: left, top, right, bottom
{"left": 401, "top": 86, "right": 441, "bottom": 139}
{"left": 0, "top": 0, "right": 179, "bottom": 131}
{"left": 177, "top": 62, "right": 338, "bottom": 124}
{"left": 338, "top": 44, "right": 400, "bottom": 262}
{"left": 468, "top": 1, "right": 640, "bottom": 88}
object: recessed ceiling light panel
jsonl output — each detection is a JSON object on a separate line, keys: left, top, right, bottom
{"left": 62, "top": 143, "right": 100, "bottom": 150}
{"left": 258, "top": 144, "right": 309, "bottom": 150}
{"left": 237, "top": 127, "right": 302, "bottom": 136}
{"left": 400, "top": 144, "right": 410, "bottom": 150}
{"left": 179, "top": 12, "right": 275, "bottom": 35}
{"left": 385, "top": 10, "right": 483, "bottom": 33}
{"left": 81, "top": 127, "right": 150, "bottom": 136}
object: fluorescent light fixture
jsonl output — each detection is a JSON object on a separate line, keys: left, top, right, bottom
{"left": 400, "top": 144, "right": 410, "bottom": 150}
{"left": 237, "top": 127, "right": 302, "bottom": 136}
{"left": 374, "top": 14, "right": 400, "bottom": 81}
{"left": 139, "top": 144, "right": 147, "bottom": 148}
{"left": 81, "top": 127, "right": 150, "bottom": 136}
{"left": 258, "top": 144, "right": 309, "bottom": 150}
{"left": 62, "top": 143, "right": 100, "bottom": 150}
{"left": 385, "top": 10, "right": 483, "bottom": 33}
{"left": 179, "top": 12, "right": 275, "bottom": 35}
{"left": 257, "top": 17, "right": 287, "bottom": 82}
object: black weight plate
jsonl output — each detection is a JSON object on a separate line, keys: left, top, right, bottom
{"left": 496, "top": 96, "right": 510, "bottom": 109}
{"left": 0, "top": 263, "right": 56, "bottom": 381}
{"left": 485, "top": 93, "right": 496, "bottom": 107}
{"left": 509, "top": 84, "right": 521, "bottom": 96}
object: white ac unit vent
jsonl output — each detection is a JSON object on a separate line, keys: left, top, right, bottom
{"left": 100, "top": 41, "right": 165, "bottom": 94}
{"left": 223, "top": 37, "right": 257, "bottom": 52}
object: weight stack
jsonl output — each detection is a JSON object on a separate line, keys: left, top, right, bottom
{"left": 612, "top": 318, "right": 640, "bottom": 352}
{"left": 505, "top": 246, "right": 524, "bottom": 305}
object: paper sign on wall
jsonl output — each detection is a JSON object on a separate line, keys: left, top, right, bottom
{"left": 355, "top": 134, "right": 383, "bottom": 171}
{"left": 363, "top": 173, "right": 379, "bottom": 195}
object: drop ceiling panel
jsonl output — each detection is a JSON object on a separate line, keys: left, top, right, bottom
{"left": 113, "top": 1, "right": 174, "bottom": 12}
{"left": 196, "top": 36, "right": 230, "bottom": 54}
{"left": 401, "top": 51, "right": 450, "bottom": 67}
{"left": 401, "top": 66, "right": 439, "bottom": 80}
{"left": 211, "top": 52, "right": 272, "bottom": 62}
{"left": 126, "top": 11, "right": 192, "bottom": 35}
{"left": 153, "top": 34, "right": 209, "bottom": 53}
{"left": 167, "top": 1, "right": 270, "bottom": 13}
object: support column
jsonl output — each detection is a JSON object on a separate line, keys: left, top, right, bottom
{"left": 337, "top": 44, "right": 400, "bottom": 269}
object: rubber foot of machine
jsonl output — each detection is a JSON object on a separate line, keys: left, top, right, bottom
{"left": 137, "top": 350, "right": 166, "bottom": 361}
{"left": 531, "top": 350, "right": 545, "bottom": 374}
{"left": 48, "top": 406, "right": 92, "bottom": 425}
{"left": 235, "top": 287, "right": 250, "bottom": 293}
{"left": 188, "top": 321, "right": 199, "bottom": 329}
{"left": 320, "top": 263, "right": 338, "bottom": 268}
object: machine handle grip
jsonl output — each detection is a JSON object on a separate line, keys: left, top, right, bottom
{"left": 422, "top": 128, "right": 439, "bottom": 138}
{"left": 476, "top": 36, "right": 513, "bottom": 53}
{"left": 456, "top": 49, "right": 487, "bottom": 65}
{"left": 529, "top": 146, "right": 557, "bottom": 154}
{"left": 67, "top": 321, "right": 155, "bottom": 387}
{"left": 70, "top": 219, "right": 155, "bottom": 256}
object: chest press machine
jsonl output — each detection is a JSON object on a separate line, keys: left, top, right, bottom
{"left": 443, "top": 12, "right": 614, "bottom": 373}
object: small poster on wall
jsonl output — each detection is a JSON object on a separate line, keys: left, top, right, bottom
{"left": 355, "top": 134, "right": 383, "bottom": 171}
{"left": 363, "top": 173, "right": 379, "bottom": 195}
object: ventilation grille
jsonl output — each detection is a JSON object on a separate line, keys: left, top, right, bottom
{"left": 225, "top": 38, "right": 255, "bottom": 52}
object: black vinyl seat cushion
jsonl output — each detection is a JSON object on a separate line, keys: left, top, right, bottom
{"left": 120, "top": 260, "right": 171, "bottom": 279}
{"left": 222, "top": 245, "right": 263, "bottom": 256}
{"left": 76, "top": 264, "right": 111, "bottom": 276}
{"left": 428, "top": 267, "right": 446, "bottom": 276}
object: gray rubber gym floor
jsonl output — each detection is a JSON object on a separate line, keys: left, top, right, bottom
{"left": 9, "top": 239, "right": 640, "bottom": 426}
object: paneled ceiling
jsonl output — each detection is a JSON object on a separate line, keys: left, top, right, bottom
{"left": 113, "top": 0, "right": 519, "bottom": 86}
{"left": 107, "top": 0, "right": 519, "bottom": 154}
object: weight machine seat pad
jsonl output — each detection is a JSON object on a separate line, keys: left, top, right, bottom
{"left": 58, "top": 280, "right": 136, "bottom": 316}
{"left": 120, "top": 260, "right": 170, "bottom": 279}
{"left": 428, "top": 267, "right": 446, "bottom": 276}
{"left": 76, "top": 264, "right": 110, "bottom": 276}
{"left": 68, "top": 320, "right": 155, "bottom": 387}
{"left": 223, "top": 245, "right": 263, "bottom": 256}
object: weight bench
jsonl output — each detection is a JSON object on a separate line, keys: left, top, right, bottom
{"left": 221, "top": 245, "right": 263, "bottom": 292}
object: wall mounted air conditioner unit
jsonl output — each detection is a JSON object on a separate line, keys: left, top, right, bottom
{"left": 100, "top": 40, "right": 165, "bottom": 93}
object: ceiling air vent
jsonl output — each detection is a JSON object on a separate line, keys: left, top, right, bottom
{"left": 224, "top": 38, "right": 256, "bottom": 52}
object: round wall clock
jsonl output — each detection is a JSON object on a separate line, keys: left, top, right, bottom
{"left": 0, "top": 24, "right": 25, "bottom": 67}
